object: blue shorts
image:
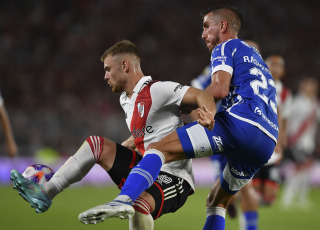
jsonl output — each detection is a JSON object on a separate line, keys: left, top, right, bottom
{"left": 177, "top": 112, "right": 275, "bottom": 194}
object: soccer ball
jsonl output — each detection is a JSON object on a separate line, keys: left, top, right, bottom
{"left": 22, "top": 164, "right": 54, "bottom": 184}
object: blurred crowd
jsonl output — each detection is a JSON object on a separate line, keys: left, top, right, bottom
{"left": 0, "top": 0, "right": 319, "bottom": 157}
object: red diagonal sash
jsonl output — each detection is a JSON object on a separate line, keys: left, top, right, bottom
{"left": 130, "top": 81, "right": 156, "bottom": 155}
{"left": 288, "top": 106, "right": 317, "bottom": 146}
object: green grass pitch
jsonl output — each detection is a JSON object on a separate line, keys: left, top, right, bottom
{"left": 1, "top": 185, "right": 319, "bottom": 230}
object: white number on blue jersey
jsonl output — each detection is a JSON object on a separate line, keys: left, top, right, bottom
{"left": 249, "top": 67, "right": 277, "bottom": 114}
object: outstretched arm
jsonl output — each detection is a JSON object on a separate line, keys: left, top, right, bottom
{"left": 0, "top": 104, "right": 18, "bottom": 157}
{"left": 181, "top": 87, "right": 216, "bottom": 130}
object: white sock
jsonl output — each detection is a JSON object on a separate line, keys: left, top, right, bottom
{"left": 129, "top": 197, "right": 154, "bottom": 230}
{"left": 281, "top": 172, "right": 298, "bottom": 208}
{"left": 129, "top": 212, "right": 154, "bottom": 230}
{"left": 44, "top": 136, "right": 103, "bottom": 200}
{"left": 297, "top": 169, "right": 311, "bottom": 205}
{"left": 115, "top": 195, "right": 133, "bottom": 203}
{"left": 206, "top": 206, "right": 226, "bottom": 218}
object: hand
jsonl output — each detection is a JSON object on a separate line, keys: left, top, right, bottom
{"left": 197, "top": 106, "right": 215, "bottom": 130}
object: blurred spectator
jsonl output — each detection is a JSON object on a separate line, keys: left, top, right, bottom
{"left": 281, "top": 77, "right": 320, "bottom": 209}
{"left": 0, "top": 90, "right": 18, "bottom": 157}
{"left": 0, "top": 0, "right": 319, "bottom": 156}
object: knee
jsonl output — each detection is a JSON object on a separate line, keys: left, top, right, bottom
{"left": 101, "top": 137, "right": 115, "bottom": 154}
{"left": 85, "top": 136, "right": 116, "bottom": 170}
{"left": 85, "top": 136, "right": 105, "bottom": 162}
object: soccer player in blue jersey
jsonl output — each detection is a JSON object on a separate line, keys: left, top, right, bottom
{"left": 79, "top": 5, "right": 278, "bottom": 230}
{"left": 191, "top": 38, "right": 261, "bottom": 230}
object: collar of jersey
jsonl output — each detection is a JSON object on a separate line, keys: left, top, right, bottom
{"left": 132, "top": 76, "right": 152, "bottom": 94}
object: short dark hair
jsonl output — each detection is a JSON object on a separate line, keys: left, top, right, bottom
{"left": 101, "top": 40, "right": 141, "bottom": 62}
{"left": 200, "top": 5, "right": 242, "bottom": 34}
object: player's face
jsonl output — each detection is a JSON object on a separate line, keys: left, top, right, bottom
{"left": 300, "top": 78, "right": 318, "bottom": 97}
{"left": 202, "top": 12, "right": 221, "bottom": 52}
{"left": 266, "top": 56, "right": 285, "bottom": 80}
{"left": 103, "top": 55, "right": 127, "bottom": 93}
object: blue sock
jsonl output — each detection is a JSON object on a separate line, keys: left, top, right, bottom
{"left": 203, "top": 207, "right": 226, "bottom": 230}
{"left": 119, "top": 150, "right": 164, "bottom": 202}
{"left": 243, "top": 211, "right": 258, "bottom": 230}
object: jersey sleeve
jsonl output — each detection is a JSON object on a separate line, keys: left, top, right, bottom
{"left": 210, "top": 40, "right": 235, "bottom": 76}
{"left": 150, "top": 81, "right": 190, "bottom": 107}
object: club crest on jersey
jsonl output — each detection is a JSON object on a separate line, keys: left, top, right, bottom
{"left": 137, "top": 102, "right": 145, "bottom": 118}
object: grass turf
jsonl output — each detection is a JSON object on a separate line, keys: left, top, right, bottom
{"left": 1, "top": 185, "right": 320, "bottom": 230}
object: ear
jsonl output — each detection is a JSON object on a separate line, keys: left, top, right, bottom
{"left": 220, "top": 20, "right": 228, "bottom": 33}
{"left": 122, "top": 60, "right": 129, "bottom": 73}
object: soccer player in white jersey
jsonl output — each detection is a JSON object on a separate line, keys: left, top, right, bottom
{"left": 10, "top": 40, "right": 217, "bottom": 229}
{"left": 0, "top": 90, "right": 18, "bottom": 157}
{"left": 281, "top": 77, "right": 319, "bottom": 209}
{"left": 81, "top": 6, "right": 278, "bottom": 230}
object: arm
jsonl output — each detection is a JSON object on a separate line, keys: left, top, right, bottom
{"left": 0, "top": 104, "right": 18, "bottom": 157}
{"left": 181, "top": 87, "right": 216, "bottom": 130}
{"left": 188, "top": 70, "right": 231, "bottom": 126}
{"left": 121, "top": 135, "right": 138, "bottom": 152}
{"left": 206, "top": 70, "right": 231, "bottom": 102}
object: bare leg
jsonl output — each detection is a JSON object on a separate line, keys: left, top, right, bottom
{"left": 239, "top": 182, "right": 259, "bottom": 230}
{"left": 148, "top": 131, "right": 187, "bottom": 163}
{"left": 240, "top": 182, "right": 258, "bottom": 212}
{"left": 207, "top": 178, "right": 233, "bottom": 208}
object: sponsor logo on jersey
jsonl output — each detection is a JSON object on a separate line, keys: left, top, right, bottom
{"left": 212, "top": 136, "right": 224, "bottom": 152}
{"left": 212, "top": 55, "right": 227, "bottom": 62}
{"left": 174, "top": 84, "right": 183, "bottom": 92}
{"left": 137, "top": 102, "right": 145, "bottom": 118}
{"left": 230, "top": 167, "right": 250, "bottom": 178}
{"left": 254, "top": 107, "right": 279, "bottom": 131}
{"left": 156, "top": 174, "right": 173, "bottom": 185}
{"left": 131, "top": 125, "right": 154, "bottom": 139}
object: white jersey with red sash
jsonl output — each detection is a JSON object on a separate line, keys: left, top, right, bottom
{"left": 120, "top": 76, "right": 195, "bottom": 192}
{"left": 275, "top": 80, "right": 292, "bottom": 120}
{"left": 287, "top": 93, "right": 320, "bottom": 154}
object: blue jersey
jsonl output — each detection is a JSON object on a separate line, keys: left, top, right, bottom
{"left": 191, "top": 66, "right": 212, "bottom": 90}
{"left": 210, "top": 39, "right": 278, "bottom": 142}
